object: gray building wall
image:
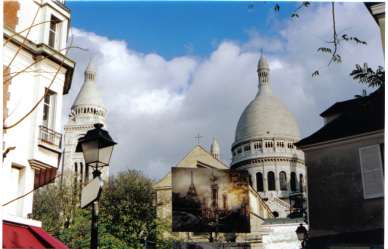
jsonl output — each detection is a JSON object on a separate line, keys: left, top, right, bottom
{"left": 303, "top": 132, "right": 384, "bottom": 236}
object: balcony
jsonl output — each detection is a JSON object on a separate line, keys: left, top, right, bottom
{"left": 38, "top": 125, "right": 62, "bottom": 149}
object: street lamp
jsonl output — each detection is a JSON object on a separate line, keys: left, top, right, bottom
{"left": 76, "top": 123, "right": 116, "bottom": 249}
{"left": 295, "top": 223, "right": 308, "bottom": 249}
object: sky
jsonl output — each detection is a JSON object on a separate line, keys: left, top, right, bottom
{"left": 63, "top": 1, "right": 384, "bottom": 181}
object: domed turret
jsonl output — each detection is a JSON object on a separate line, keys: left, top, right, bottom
{"left": 231, "top": 55, "right": 306, "bottom": 217}
{"left": 70, "top": 58, "right": 106, "bottom": 124}
{"left": 258, "top": 54, "right": 269, "bottom": 70}
{"left": 233, "top": 55, "right": 300, "bottom": 147}
{"left": 230, "top": 54, "right": 306, "bottom": 218}
{"left": 210, "top": 138, "right": 220, "bottom": 160}
{"left": 64, "top": 56, "right": 109, "bottom": 185}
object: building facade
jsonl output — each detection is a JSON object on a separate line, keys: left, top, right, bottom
{"left": 294, "top": 4, "right": 384, "bottom": 248}
{"left": 295, "top": 87, "right": 384, "bottom": 248}
{"left": 2, "top": 0, "right": 74, "bottom": 247}
{"left": 231, "top": 55, "right": 306, "bottom": 218}
{"left": 62, "top": 59, "right": 108, "bottom": 185}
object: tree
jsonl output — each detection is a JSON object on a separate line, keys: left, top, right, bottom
{"left": 32, "top": 179, "right": 74, "bottom": 234}
{"left": 99, "top": 169, "right": 157, "bottom": 248}
{"left": 350, "top": 64, "right": 385, "bottom": 88}
{"left": 269, "top": 2, "right": 382, "bottom": 81}
{"left": 33, "top": 169, "right": 172, "bottom": 249}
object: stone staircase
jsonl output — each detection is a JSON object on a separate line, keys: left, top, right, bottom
{"left": 265, "top": 196, "right": 290, "bottom": 218}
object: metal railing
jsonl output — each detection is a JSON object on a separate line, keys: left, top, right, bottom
{"left": 39, "top": 125, "right": 62, "bottom": 148}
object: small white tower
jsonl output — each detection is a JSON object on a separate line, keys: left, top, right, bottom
{"left": 257, "top": 54, "right": 271, "bottom": 95}
{"left": 210, "top": 138, "right": 220, "bottom": 160}
{"left": 62, "top": 58, "right": 108, "bottom": 186}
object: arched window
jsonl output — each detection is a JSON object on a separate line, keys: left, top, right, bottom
{"left": 290, "top": 172, "right": 297, "bottom": 191}
{"left": 299, "top": 174, "right": 304, "bottom": 193}
{"left": 256, "top": 172, "right": 264, "bottom": 192}
{"left": 267, "top": 171, "right": 275, "bottom": 191}
{"left": 279, "top": 171, "right": 287, "bottom": 191}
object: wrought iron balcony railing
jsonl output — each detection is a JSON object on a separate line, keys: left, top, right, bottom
{"left": 39, "top": 125, "right": 62, "bottom": 148}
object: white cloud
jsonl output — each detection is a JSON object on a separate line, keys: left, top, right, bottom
{"left": 64, "top": 3, "right": 384, "bottom": 180}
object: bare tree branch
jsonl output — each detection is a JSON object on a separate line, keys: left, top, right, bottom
{"left": 2, "top": 173, "right": 62, "bottom": 207}
{"left": 4, "top": 20, "right": 52, "bottom": 46}
{"left": 3, "top": 36, "right": 75, "bottom": 130}
{"left": 327, "top": 2, "right": 338, "bottom": 66}
{"left": 2, "top": 146, "right": 16, "bottom": 159}
{"left": 3, "top": 45, "right": 86, "bottom": 85}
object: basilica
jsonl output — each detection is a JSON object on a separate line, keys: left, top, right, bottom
{"left": 62, "top": 59, "right": 109, "bottom": 186}
{"left": 231, "top": 55, "right": 306, "bottom": 217}
{"left": 154, "top": 54, "right": 306, "bottom": 247}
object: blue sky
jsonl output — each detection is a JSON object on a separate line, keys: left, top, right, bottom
{"left": 65, "top": 2, "right": 384, "bottom": 178}
{"left": 68, "top": 1, "right": 298, "bottom": 59}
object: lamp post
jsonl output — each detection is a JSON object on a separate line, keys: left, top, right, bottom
{"left": 295, "top": 223, "right": 308, "bottom": 249}
{"left": 76, "top": 123, "right": 116, "bottom": 249}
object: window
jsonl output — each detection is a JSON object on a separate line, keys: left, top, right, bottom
{"left": 279, "top": 171, "right": 287, "bottom": 191}
{"left": 42, "top": 89, "right": 56, "bottom": 129}
{"left": 48, "top": 15, "right": 61, "bottom": 48}
{"left": 256, "top": 172, "right": 264, "bottom": 192}
{"left": 359, "top": 145, "right": 384, "bottom": 199}
{"left": 254, "top": 143, "right": 259, "bottom": 149}
{"left": 299, "top": 174, "right": 304, "bottom": 193}
{"left": 244, "top": 145, "right": 251, "bottom": 151}
{"left": 267, "top": 171, "right": 275, "bottom": 191}
{"left": 290, "top": 172, "right": 297, "bottom": 191}
{"left": 237, "top": 148, "right": 242, "bottom": 154}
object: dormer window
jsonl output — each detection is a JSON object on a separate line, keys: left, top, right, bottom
{"left": 48, "top": 15, "right": 61, "bottom": 49}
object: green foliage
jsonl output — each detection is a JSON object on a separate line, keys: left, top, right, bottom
{"left": 317, "top": 47, "right": 332, "bottom": 54}
{"left": 312, "top": 70, "right": 319, "bottom": 77}
{"left": 33, "top": 170, "right": 171, "bottom": 248}
{"left": 57, "top": 209, "right": 91, "bottom": 249}
{"left": 99, "top": 169, "right": 156, "bottom": 247}
{"left": 350, "top": 63, "right": 385, "bottom": 87}
{"left": 33, "top": 179, "right": 74, "bottom": 235}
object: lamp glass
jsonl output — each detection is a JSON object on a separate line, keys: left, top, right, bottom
{"left": 98, "top": 145, "right": 114, "bottom": 166}
{"left": 81, "top": 140, "right": 99, "bottom": 166}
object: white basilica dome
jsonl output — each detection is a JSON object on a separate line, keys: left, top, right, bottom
{"left": 234, "top": 93, "right": 300, "bottom": 144}
{"left": 230, "top": 55, "right": 306, "bottom": 218}
{"left": 231, "top": 55, "right": 304, "bottom": 168}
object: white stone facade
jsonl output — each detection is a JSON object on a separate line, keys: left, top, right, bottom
{"left": 261, "top": 220, "right": 307, "bottom": 249}
{"left": 62, "top": 60, "right": 108, "bottom": 184}
{"left": 231, "top": 55, "right": 306, "bottom": 217}
{"left": 2, "top": 0, "right": 74, "bottom": 223}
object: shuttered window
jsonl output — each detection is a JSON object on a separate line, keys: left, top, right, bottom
{"left": 359, "top": 144, "right": 384, "bottom": 199}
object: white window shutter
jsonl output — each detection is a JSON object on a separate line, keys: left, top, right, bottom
{"left": 359, "top": 145, "right": 384, "bottom": 199}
